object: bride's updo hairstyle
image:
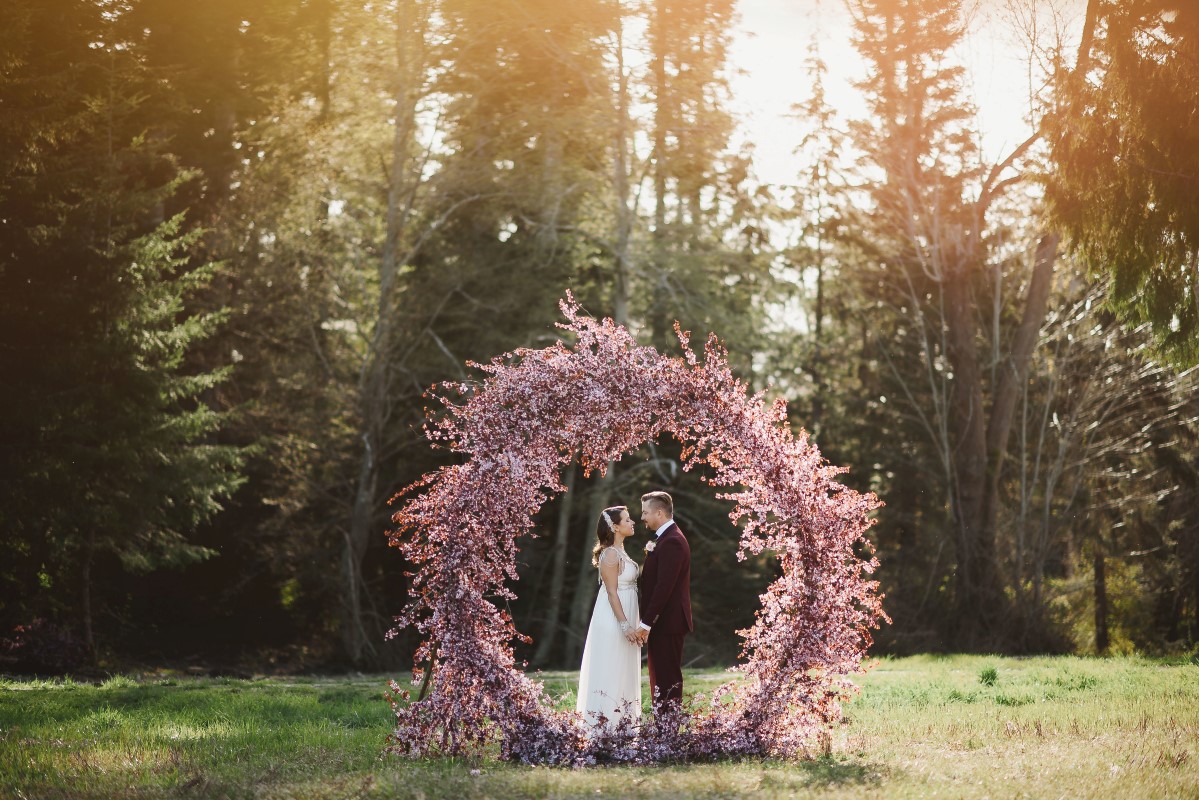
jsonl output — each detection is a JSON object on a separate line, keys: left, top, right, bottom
{"left": 590, "top": 505, "right": 628, "bottom": 567}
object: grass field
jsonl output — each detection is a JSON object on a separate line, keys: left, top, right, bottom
{"left": 2, "top": 655, "right": 1198, "bottom": 799}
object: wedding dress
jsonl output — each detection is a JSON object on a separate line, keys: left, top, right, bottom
{"left": 576, "top": 546, "right": 642, "bottom": 732}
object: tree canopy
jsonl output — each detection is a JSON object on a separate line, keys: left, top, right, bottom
{"left": 1, "top": 0, "right": 1197, "bottom": 672}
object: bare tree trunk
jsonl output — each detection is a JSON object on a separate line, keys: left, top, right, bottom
{"left": 945, "top": 231, "right": 1057, "bottom": 645}
{"left": 565, "top": 469, "right": 615, "bottom": 666}
{"left": 984, "top": 233, "right": 1059, "bottom": 641}
{"left": 950, "top": 0, "right": 1098, "bottom": 644}
{"left": 343, "top": 0, "right": 420, "bottom": 666}
{"left": 531, "top": 462, "right": 577, "bottom": 666}
{"left": 982, "top": 233, "right": 1058, "bottom": 543}
{"left": 81, "top": 529, "right": 96, "bottom": 661}
{"left": 809, "top": 162, "right": 828, "bottom": 434}
{"left": 943, "top": 270, "right": 1000, "bottom": 640}
{"left": 534, "top": 11, "right": 636, "bottom": 668}
{"left": 344, "top": 433, "right": 380, "bottom": 664}
{"left": 649, "top": 0, "right": 670, "bottom": 350}
{"left": 202, "top": 4, "right": 241, "bottom": 222}
{"left": 882, "top": 0, "right": 1099, "bottom": 649}
{"left": 313, "top": 0, "right": 333, "bottom": 222}
{"left": 1093, "top": 536, "right": 1108, "bottom": 653}
{"left": 612, "top": 8, "right": 633, "bottom": 328}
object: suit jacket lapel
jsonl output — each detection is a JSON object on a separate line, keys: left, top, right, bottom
{"left": 648, "top": 525, "right": 668, "bottom": 556}
{"left": 647, "top": 523, "right": 678, "bottom": 561}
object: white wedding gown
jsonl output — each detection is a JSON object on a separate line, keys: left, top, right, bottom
{"left": 576, "top": 547, "right": 642, "bottom": 733}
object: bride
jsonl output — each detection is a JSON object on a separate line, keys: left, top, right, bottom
{"left": 576, "top": 505, "right": 642, "bottom": 733}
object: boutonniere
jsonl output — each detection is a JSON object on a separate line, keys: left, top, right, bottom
{"left": 644, "top": 540, "right": 656, "bottom": 553}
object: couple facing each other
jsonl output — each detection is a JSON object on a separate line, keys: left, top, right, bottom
{"left": 576, "top": 490, "right": 693, "bottom": 733}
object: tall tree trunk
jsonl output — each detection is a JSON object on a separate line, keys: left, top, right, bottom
{"left": 809, "top": 162, "right": 827, "bottom": 435}
{"left": 531, "top": 462, "right": 578, "bottom": 666}
{"left": 949, "top": 0, "right": 1097, "bottom": 644}
{"left": 981, "top": 232, "right": 1059, "bottom": 638}
{"left": 983, "top": 234, "right": 1058, "bottom": 499}
{"left": 343, "top": 0, "right": 419, "bottom": 666}
{"left": 541, "top": 9, "right": 636, "bottom": 669}
{"left": 81, "top": 529, "right": 96, "bottom": 661}
{"left": 344, "top": 435, "right": 379, "bottom": 664}
{"left": 531, "top": 4, "right": 635, "bottom": 664}
{"left": 1093, "top": 536, "right": 1108, "bottom": 653}
{"left": 201, "top": 1, "right": 241, "bottom": 223}
{"left": 612, "top": 6, "right": 633, "bottom": 328}
{"left": 943, "top": 267, "right": 999, "bottom": 641}
{"left": 565, "top": 469, "right": 615, "bottom": 665}
{"left": 649, "top": 0, "right": 670, "bottom": 350}
{"left": 313, "top": 0, "right": 333, "bottom": 222}
{"left": 945, "top": 234, "right": 1059, "bottom": 649}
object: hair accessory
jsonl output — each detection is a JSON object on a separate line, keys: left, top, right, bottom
{"left": 601, "top": 510, "right": 614, "bottom": 531}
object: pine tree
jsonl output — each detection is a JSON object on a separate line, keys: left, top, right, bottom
{"left": 0, "top": 0, "right": 244, "bottom": 656}
{"left": 1047, "top": 0, "right": 1199, "bottom": 365}
{"left": 843, "top": 0, "right": 1064, "bottom": 646}
{"left": 644, "top": 0, "right": 752, "bottom": 352}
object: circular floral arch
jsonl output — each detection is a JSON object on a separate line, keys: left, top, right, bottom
{"left": 386, "top": 296, "right": 885, "bottom": 765}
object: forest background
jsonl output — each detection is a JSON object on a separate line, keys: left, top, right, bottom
{"left": 2, "top": 0, "right": 1198, "bottom": 675}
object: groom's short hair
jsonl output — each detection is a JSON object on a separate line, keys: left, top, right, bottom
{"left": 641, "top": 491, "right": 673, "bottom": 517}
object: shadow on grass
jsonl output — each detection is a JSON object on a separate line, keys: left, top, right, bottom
{"left": 791, "top": 754, "right": 889, "bottom": 787}
{"left": 0, "top": 679, "right": 905, "bottom": 800}
{"left": 0, "top": 680, "right": 394, "bottom": 800}
{"left": 365, "top": 753, "right": 899, "bottom": 800}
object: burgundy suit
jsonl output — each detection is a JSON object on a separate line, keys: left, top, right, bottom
{"left": 639, "top": 521, "right": 692, "bottom": 711}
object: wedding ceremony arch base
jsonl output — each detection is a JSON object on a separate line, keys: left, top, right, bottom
{"left": 385, "top": 296, "right": 886, "bottom": 765}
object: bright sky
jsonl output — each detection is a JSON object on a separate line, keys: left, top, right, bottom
{"left": 727, "top": 0, "right": 1087, "bottom": 192}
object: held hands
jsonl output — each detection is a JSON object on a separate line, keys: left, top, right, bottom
{"left": 620, "top": 621, "right": 647, "bottom": 646}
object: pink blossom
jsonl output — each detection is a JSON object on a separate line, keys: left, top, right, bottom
{"left": 385, "top": 294, "right": 887, "bottom": 765}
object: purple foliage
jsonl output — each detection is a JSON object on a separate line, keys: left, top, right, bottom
{"left": 1, "top": 618, "right": 88, "bottom": 674}
{"left": 384, "top": 295, "right": 888, "bottom": 765}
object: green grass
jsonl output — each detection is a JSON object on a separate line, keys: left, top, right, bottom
{"left": 2, "top": 655, "right": 1198, "bottom": 798}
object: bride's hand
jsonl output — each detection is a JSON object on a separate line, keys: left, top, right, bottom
{"left": 624, "top": 630, "right": 640, "bottom": 645}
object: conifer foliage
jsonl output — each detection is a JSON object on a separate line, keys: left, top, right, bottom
{"left": 1048, "top": 1, "right": 1199, "bottom": 365}
{"left": 0, "top": 0, "right": 244, "bottom": 657}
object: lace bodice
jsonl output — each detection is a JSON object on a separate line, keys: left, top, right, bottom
{"left": 598, "top": 547, "right": 639, "bottom": 588}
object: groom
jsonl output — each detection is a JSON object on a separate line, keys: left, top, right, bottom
{"left": 636, "top": 491, "right": 693, "bottom": 714}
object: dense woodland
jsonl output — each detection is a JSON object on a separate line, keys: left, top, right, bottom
{"left": 2, "top": 0, "right": 1198, "bottom": 673}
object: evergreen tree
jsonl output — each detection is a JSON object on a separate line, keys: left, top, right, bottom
{"left": 842, "top": 0, "right": 1065, "bottom": 646}
{"left": 123, "top": 0, "right": 435, "bottom": 668}
{"left": 399, "top": 0, "right": 623, "bottom": 669}
{"left": 781, "top": 36, "right": 950, "bottom": 650}
{"left": 1048, "top": 1, "right": 1199, "bottom": 366}
{"left": 0, "top": 0, "right": 244, "bottom": 657}
{"left": 643, "top": 0, "right": 761, "bottom": 353}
